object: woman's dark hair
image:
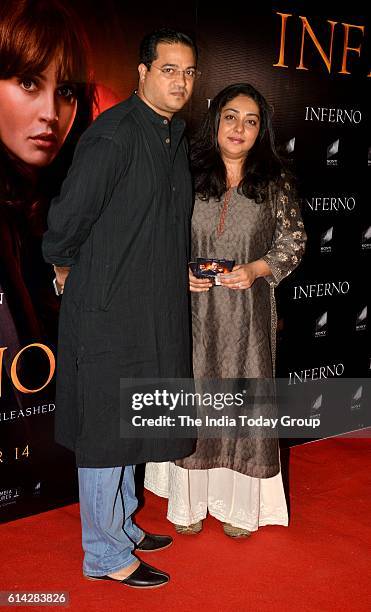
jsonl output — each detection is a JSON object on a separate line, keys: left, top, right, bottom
{"left": 139, "top": 27, "right": 198, "bottom": 68}
{"left": 191, "top": 82, "right": 285, "bottom": 203}
{"left": 0, "top": 0, "right": 96, "bottom": 209}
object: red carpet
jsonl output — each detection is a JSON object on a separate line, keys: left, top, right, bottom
{"left": 1, "top": 436, "right": 370, "bottom": 611}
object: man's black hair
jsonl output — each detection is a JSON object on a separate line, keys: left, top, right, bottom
{"left": 139, "top": 27, "right": 198, "bottom": 68}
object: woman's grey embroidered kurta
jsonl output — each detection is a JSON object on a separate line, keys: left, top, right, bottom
{"left": 177, "top": 179, "right": 306, "bottom": 477}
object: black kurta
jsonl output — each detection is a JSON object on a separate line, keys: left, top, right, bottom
{"left": 42, "top": 94, "right": 195, "bottom": 467}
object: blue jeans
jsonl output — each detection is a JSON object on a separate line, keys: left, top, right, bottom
{"left": 78, "top": 465, "right": 144, "bottom": 576}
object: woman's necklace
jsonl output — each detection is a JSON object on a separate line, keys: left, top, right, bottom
{"left": 216, "top": 186, "right": 233, "bottom": 237}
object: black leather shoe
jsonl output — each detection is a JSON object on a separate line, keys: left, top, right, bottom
{"left": 136, "top": 532, "right": 173, "bottom": 553}
{"left": 85, "top": 561, "right": 169, "bottom": 589}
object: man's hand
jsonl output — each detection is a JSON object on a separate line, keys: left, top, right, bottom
{"left": 53, "top": 265, "right": 71, "bottom": 294}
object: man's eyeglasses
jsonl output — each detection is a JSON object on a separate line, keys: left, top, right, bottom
{"left": 150, "top": 65, "right": 201, "bottom": 81}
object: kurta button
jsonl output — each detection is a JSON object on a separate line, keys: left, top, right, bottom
{"left": 163, "top": 119, "right": 168, "bottom": 125}
{"left": 172, "top": 186, "right": 176, "bottom": 191}
{"left": 165, "top": 137, "right": 170, "bottom": 144}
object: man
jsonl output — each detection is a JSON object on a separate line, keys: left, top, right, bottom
{"left": 42, "top": 28, "right": 199, "bottom": 588}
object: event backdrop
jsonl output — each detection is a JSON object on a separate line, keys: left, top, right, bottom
{"left": 0, "top": 2, "right": 369, "bottom": 521}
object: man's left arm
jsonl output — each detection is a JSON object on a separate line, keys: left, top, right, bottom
{"left": 42, "top": 135, "right": 122, "bottom": 271}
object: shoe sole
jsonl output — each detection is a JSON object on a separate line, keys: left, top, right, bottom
{"left": 84, "top": 576, "right": 169, "bottom": 589}
{"left": 136, "top": 541, "right": 173, "bottom": 553}
{"left": 222, "top": 522, "right": 251, "bottom": 538}
{"left": 223, "top": 529, "right": 251, "bottom": 538}
{"left": 174, "top": 522, "right": 203, "bottom": 535}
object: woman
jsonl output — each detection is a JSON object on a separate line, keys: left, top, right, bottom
{"left": 145, "top": 83, "right": 306, "bottom": 537}
{"left": 0, "top": 0, "right": 95, "bottom": 405}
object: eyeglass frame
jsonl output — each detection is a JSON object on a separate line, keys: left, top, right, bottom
{"left": 147, "top": 64, "right": 201, "bottom": 81}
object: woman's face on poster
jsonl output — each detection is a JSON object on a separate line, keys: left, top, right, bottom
{"left": 0, "top": 58, "right": 77, "bottom": 168}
